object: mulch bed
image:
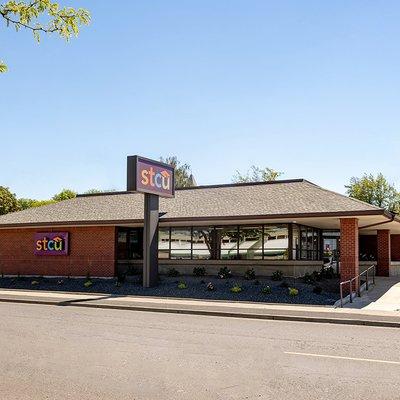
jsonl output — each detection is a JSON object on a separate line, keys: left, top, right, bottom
{"left": 0, "top": 274, "right": 340, "bottom": 306}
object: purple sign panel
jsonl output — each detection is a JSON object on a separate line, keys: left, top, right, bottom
{"left": 34, "top": 232, "right": 69, "bottom": 256}
{"left": 127, "top": 156, "right": 175, "bottom": 198}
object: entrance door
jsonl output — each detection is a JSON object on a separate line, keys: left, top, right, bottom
{"left": 323, "top": 236, "right": 340, "bottom": 273}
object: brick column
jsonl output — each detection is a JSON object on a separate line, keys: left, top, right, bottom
{"left": 377, "top": 229, "right": 391, "bottom": 276}
{"left": 340, "top": 218, "right": 359, "bottom": 284}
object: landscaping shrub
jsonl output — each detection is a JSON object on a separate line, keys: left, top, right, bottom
{"left": 288, "top": 287, "right": 299, "bottom": 297}
{"left": 280, "top": 281, "right": 289, "bottom": 288}
{"left": 193, "top": 267, "right": 206, "bottom": 277}
{"left": 271, "top": 270, "right": 284, "bottom": 281}
{"left": 206, "top": 282, "right": 214, "bottom": 291}
{"left": 261, "top": 286, "right": 272, "bottom": 294}
{"left": 84, "top": 280, "right": 93, "bottom": 288}
{"left": 321, "top": 266, "right": 335, "bottom": 279}
{"left": 177, "top": 281, "right": 187, "bottom": 289}
{"left": 218, "top": 267, "right": 232, "bottom": 279}
{"left": 313, "top": 286, "right": 323, "bottom": 294}
{"left": 312, "top": 270, "right": 322, "bottom": 281}
{"left": 167, "top": 268, "right": 180, "bottom": 277}
{"left": 303, "top": 272, "right": 315, "bottom": 284}
{"left": 230, "top": 283, "right": 242, "bottom": 293}
{"left": 244, "top": 268, "right": 256, "bottom": 280}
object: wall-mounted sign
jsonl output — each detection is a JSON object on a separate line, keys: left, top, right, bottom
{"left": 34, "top": 232, "right": 69, "bottom": 256}
{"left": 127, "top": 155, "right": 175, "bottom": 198}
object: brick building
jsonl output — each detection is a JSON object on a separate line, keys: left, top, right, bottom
{"left": 0, "top": 179, "right": 399, "bottom": 282}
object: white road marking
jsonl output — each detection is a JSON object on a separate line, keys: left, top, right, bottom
{"left": 284, "top": 351, "right": 400, "bottom": 365}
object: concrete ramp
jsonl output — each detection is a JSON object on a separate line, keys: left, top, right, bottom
{"left": 346, "top": 277, "right": 400, "bottom": 312}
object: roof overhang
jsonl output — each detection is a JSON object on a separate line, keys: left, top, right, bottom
{"left": 1, "top": 210, "right": 400, "bottom": 233}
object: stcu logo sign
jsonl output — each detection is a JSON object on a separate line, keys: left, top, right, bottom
{"left": 127, "top": 156, "right": 175, "bottom": 198}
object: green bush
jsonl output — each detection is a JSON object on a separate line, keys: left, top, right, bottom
{"left": 167, "top": 268, "right": 180, "bottom": 277}
{"left": 261, "top": 286, "right": 272, "bottom": 294}
{"left": 177, "top": 281, "right": 187, "bottom": 289}
{"left": 303, "top": 272, "right": 315, "bottom": 284}
{"left": 271, "top": 270, "right": 284, "bottom": 281}
{"left": 193, "top": 267, "right": 206, "bottom": 277}
{"left": 230, "top": 284, "right": 242, "bottom": 293}
{"left": 244, "top": 268, "right": 256, "bottom": 280}
{"left": 84, "top": 280, "right": 93, "bottom": 288}
{"left": 288, "top": 287, "right": 299, "bottom": 297}
{"left": 321, "top": 266, "right": 335, "bottom": 279}
{"left": 312, "top": 270, "right": 322, "bottom": 282}
{"left": 218, "top": 267, "right": 232, "bottom": 279}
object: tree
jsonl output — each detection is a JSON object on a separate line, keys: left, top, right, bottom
{"left": 52, "top": 188, "right": 77, "bottom": 201}
{"left": 0, "top": 186, "right": 19, "bottom": 215}
{"left": 160, "top": 156, "right": 197, "bottom": 188}
{"left": 17, "top": 198, "right": 55, "bottom": 210}
{"left": 0, "top": 0, "right": 90, "bottom": 72}
{"left": 233, "top": 166, "right": 283, "bottom": 183}
{"left": 346, "top": 173, "right": 400, "bottom": 213}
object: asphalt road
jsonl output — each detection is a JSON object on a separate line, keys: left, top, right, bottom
{"left": 0, "top": 303, "right": 399, "bottom": 400}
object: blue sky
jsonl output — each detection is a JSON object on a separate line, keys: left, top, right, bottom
{"left": 1, "top": 0, "right": 400, "bottom": 199}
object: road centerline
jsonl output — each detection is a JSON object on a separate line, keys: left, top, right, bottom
{"left": 284, "top": 351, "right": 400, "bottom": 365}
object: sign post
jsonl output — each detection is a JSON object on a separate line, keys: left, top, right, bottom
{"left": 127, "top": 156, "right": 175, "bottom": 288}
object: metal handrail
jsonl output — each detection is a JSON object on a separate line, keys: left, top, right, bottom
{"left": 339, "top": 264, "right": 376, "bottom": 307}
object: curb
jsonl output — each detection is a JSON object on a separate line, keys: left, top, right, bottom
{"left": 0, "top": 296, "right": 399, "bottom": 328}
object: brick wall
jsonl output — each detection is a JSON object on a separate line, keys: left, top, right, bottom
{"left": 0, "top": 226, "right": 116, "bottom": 277}
{"left": 377, "top": 229, "right": 390, "bottom": 276}
{"left": 340, "top": 218, "right": 359, "bottom": 284}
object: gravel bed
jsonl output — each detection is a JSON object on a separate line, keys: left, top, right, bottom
{"left": 0, "top": 275, "right": 340, "bottom": 305}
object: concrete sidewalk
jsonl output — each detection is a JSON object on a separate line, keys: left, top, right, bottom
{"left": 0, "top": 288, "right": 399, "bottom": 328}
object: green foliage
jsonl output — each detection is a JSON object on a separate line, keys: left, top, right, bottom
{"left": 167, "top": 268, "right": 180, "bottom": 277}
{"left": 18, "top": 198, "right": 55, "bottom": 210}
{"left": 52, "top": 188, "right": 77, "bottom": 201}
{"left": 346, "top": 173, "right": 400, "bottom": 213}
{"left": 288, "top": 287, "right": 299, "bottom": 297}
{"left": 320, "top": 266, "right": 335, "bottom": 279}
{"left": 271, "top": 270, "right": 284, "bottom": 281}
{"left": 233, "top": 166, "right": 283, "bottom": 183}
{"left": 261, "top": 285, "right": 272, "bottom": 294}
{"left": 244, "top": 268, "right": 256, "bottom": 280}
{"left": 0, "top": 0, "right": 90, "bottom": 72}
{"left": 193, "top": 266, "right": 206, "bottom": 277}
{"left": 303, "top": 272, "right": 315, "bottom": 284}
{"left": 218, "top": 267, "right": 232, "bottom": 279}
{"left": 230, "top": 283, "right": 242, "bottom": 293}
{"left": 160, "top": 156, "right": 196, "bottom": 188}
{"left": 177, "top": 281, "right": 187, "bottom": 289}
{"left": 0, "top": 186, "right": 19, "bottom": 215}
{"left": 84, "top": 280, "right": 92, "bottom": 288}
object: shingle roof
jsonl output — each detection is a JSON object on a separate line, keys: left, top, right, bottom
{"left": 0, "top": 179, "right": 385, "bottom": 227}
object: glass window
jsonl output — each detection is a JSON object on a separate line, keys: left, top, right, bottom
{"left": 170, "top": 228, "right": 192, "bottom": 259}
{"left": 217, "top": 227, "right": 239, "bottom": 260}
{"left": 238, "top": 227, "right": 263, "bottom": 259}
{"left": 128, "top": 229, "right": 143, "bottom": 259}
{"left": 192, "top": 227, "right": 212, "bottom": 259}
{"left": 292, "top": 224, "right": 300, "bottom": 260}
{"left": 264, "top": 224, "right": 289, "bottom": 260}
{"left": 117, "top": 230, "right": 128, "bottom": 260}
{"left": 158, "top": 227, "right": 170, "bottom": 259}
